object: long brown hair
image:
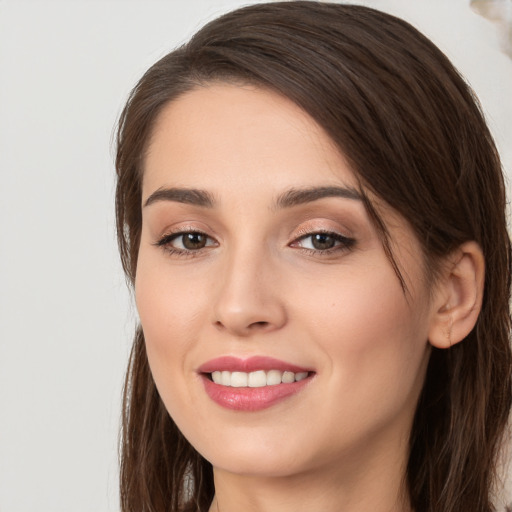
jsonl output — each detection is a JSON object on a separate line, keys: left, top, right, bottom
{"left": 115, "top": 2, "right": 512, "bottom": 511}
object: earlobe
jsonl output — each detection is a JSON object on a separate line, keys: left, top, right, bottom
{"left": 428, "top": 241, "right": 485, "bottom": 349}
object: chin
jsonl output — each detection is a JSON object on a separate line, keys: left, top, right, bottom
{"left": 187, "top": 426, "right": 311, "bottom": 478}
{"left": 208, "top": 451, "right": 305, "bottom": 478}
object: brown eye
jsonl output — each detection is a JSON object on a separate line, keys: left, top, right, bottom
{"left": 310, "top": 233, "right": 336, "bottom": 250}
{"left": 181, "top": 232, "right": 208, "bottom": 250}
{"left": 291, "top": 231, "right": 356, "bottom": 254}
{"left": 156, "top": 230, "right": 216, "bottom": 253}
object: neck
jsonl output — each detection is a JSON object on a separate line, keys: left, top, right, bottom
{"left": 208, "top": 432, "right": 412, "bottom": 512}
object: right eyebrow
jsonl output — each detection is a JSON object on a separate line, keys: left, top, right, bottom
{"left": 273, "top": 185, "right": 362, "bottom": 209}
{"left": 143, "top": 187, "right": 216, "bottom": 208}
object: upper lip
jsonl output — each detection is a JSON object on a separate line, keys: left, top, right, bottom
{"left": 197, "top": 356, "right": 312, "bottom": 374}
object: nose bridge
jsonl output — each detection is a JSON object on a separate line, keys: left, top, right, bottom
{"left": 212, "top": 237, "right": 286, "bottom": 336}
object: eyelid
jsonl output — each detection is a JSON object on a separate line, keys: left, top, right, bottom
{"left": 153, "top": 226, "right": 218, "bottom": 257}
{"left": 154, "top": 221, "right": 217, "bottom": 243}
{"left": 291, "top": 221, "right": 353, "bottom": 242}
{"left": 152, "top": 221, "right": 356, "bottom": 258}
{"left": 289, "top": 226, "right": 356, "bottom": 254}
{"left": 156, "top": 230, "right": 215, "bottom": 246}
{"left": 291, "top": 230, "right": 354, "bottom": 244}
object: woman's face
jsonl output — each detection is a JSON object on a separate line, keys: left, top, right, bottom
{"left": 136, "top": 84, "right": 436, "bottom": 478}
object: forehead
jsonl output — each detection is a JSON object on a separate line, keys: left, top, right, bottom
{"left": 142, "top": 83, "right": 357, "bottom": 198}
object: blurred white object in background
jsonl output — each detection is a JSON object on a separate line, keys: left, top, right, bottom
{"left": 471, "top": 0, "right": 512, "bottom": 57}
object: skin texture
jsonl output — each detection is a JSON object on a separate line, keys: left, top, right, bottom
{"left": 135, "top": 84, "right": 483, "bottom": 512}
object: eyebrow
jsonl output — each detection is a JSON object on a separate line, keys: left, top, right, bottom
{"left": 273, "top": 185, "right": 362, "bottom": 209}
{"left": 144, "top": 187, "right": 215, "bottom": 208}
{"left": 143, "top": 185, "right": 361, "bottom": 209}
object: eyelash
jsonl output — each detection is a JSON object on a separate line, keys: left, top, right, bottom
{"left": 291, "top": 230, "right": 356, "bottom": 256}
{"left": 154, "top": 229, "right": 216, "bottom": 259}
{"left": 154, "top": 229, "right": 356, "bottom": 258}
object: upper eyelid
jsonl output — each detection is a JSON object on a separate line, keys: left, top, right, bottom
{"left": 290, "top": 225, "right": 353, "bottom": 240}
{"left": 291, "top": 231, "right": 355, "bottom": 245}
{"left": 153, "top": 228, "right": 215, "bottom": 248}
{"left": 156, "top": 226, "right": 348, "bottom": 239}
{"left": 156, "top": 225, "right": 214, "bottom": 239}
{"left": 154, "top": 225, "right": 352, "bottom": 241}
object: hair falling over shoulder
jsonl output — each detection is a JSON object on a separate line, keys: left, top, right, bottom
{"left": 115, "top": 2, "right": 512, "bottom": 511}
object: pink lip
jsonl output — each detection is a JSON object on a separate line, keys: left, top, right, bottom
{"left": 198, "top": 356, "right": 314, "bottom": 412}
{"left": 198, "top": 356, "right": 311, "bottom": 374}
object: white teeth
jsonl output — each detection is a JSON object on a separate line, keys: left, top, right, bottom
{"left": 209, "top": 370, "right": 310, "bottom": 387}
{"left": 248, "top": 370, "right": 267, "bottom": 387}
{"left": 266, "top": 369, "right": 282, "bottom": 386}
{"left": 221, "top": 370, "right": 231, "bottom": 386}
{"left": 281, "top": 371, "right": 295, "bottom": 383}
{"left": 295, "top": 372, "right": 308, "bottom": 382}
{"left": 231, "top": 371, "right": 248, "bottom": 387}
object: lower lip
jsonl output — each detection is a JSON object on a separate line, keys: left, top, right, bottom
{"left": 201, "top": 375, "right": 312, "bottom": 411}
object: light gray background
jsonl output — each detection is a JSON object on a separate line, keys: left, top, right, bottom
{"left": 0, "top": 1, "right": 510, "bottom": 511}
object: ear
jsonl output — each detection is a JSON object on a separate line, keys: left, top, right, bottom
{"left": 428, "top": 241, "right": 485, "bottom": 349}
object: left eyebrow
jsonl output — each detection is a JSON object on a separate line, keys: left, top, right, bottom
{"left": 273, "top": 186, "right": 362, "bottom": 210}
{"left": 143, "top": 187, "right": 216, "bottom": 208}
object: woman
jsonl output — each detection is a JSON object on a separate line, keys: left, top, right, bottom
{"left": 114, "top": 2, "right": 512, "bottom": 511}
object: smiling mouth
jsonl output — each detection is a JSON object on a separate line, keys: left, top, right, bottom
{"left": 198, "top": 356, "right": 315, "bottom": 410}
{"left": 201, "top": 370, "right": 314, "bottom": 411}
{"left": 206, "top": 370, "right": 311, "bottom": 388}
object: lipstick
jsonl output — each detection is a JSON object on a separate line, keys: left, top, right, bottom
{"left": 198, "top": 356, "right": 314, "bottom": 411}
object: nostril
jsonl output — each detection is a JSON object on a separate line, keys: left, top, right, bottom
{"left": 213, "top": 319, "right": 269, "bottom": 334}
{"left": 250, "top": 321, "right": 270, "bottom": 329}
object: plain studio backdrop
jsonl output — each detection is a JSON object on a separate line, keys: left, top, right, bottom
{"left": 0, "top": 1, "right": 510, "bottom": 511}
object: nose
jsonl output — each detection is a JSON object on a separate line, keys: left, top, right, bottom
{"left": 212, "top": 247, "right": 287, "bottom": 337}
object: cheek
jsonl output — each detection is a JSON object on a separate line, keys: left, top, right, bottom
{"left": 134, "top": 255, "right": 204, "bottom": 386}
{"left": 298, "top": 268, "right": 431, "bottom": 425}
{"left": 297, "top": 265, "right": 426, "bottom": 348}
{"left": 135, "top": 248, "right": 207, "bottom": 341}
{"left": 135, "top": 260, "right": 209, "bottom": 434}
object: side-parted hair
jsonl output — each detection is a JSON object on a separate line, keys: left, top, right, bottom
{"left": 115, "top": 3, "right": 512, "bottom": 511}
